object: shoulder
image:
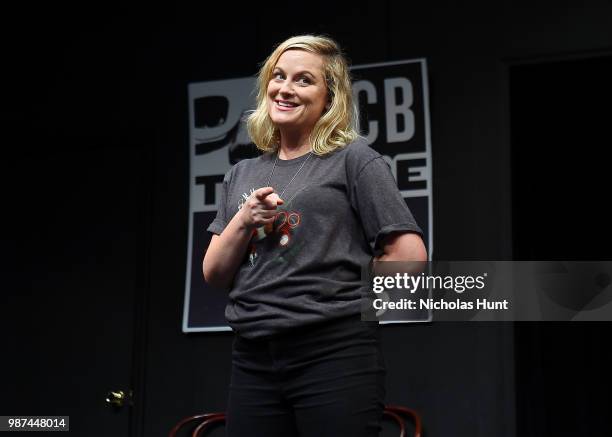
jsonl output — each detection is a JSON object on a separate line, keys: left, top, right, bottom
{"left": 328, "top": 136, "right": 384, "bottom": 179}
{"left": 234, "top": 152, "right": 271, "bottom": 169}
{"left": 226, "top": 152, "right": 271, "bottom": 179}
{"left": 330, "top": 136, "right": 379, "bottom": 158}
{"left": 341, "top": 137, "right": 381, "bottom": 163}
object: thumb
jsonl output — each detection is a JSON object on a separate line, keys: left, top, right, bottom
{"left": 266, "top": 193, "right": 284, "bottom": 206}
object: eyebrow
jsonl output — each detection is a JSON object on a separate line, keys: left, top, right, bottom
{"left": 273, "top": 67, "right": 317, "bottom": 79}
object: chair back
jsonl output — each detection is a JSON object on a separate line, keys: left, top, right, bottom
{"left": 170, "top": 405, "right": 422, "bottom": 437}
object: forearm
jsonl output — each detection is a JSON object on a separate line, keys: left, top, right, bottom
{"left": 203, "top": 212, "right": 254, "bottom": 290}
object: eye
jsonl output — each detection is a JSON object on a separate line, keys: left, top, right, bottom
{"left": 272, "top": 72, "right": 284, "bottom": 81}
{"left": 296, "top": 76, "right": 311, "bottom": 86}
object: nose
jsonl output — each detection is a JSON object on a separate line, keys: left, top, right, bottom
{"left": 279, "top": 79, "right": 295, "bottom": 96}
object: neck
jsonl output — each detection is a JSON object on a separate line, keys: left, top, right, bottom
{"left": 278, "top": 129, "right": 312, "bottom": 160}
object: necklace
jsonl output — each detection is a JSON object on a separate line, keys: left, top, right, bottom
{"left": 264, "top": 150, "right": 312, "bottom": 201}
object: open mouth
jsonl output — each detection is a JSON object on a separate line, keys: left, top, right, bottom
{"left": 275, "top": 100, "right": 300, "bottom": 111}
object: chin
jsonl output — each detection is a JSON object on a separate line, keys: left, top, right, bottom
{"left": 269, "top": 115, "right": 298, "bottom": 127}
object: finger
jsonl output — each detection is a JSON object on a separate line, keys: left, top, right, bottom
{"left": 254, "top": 187, "right": 275, "bottom": 200}
{"left": 257, "top": 208, "right": 278, "bottom": 219}
{"left": 263, "top": 193, "right": 284, "bottom": 207}
{"left": 254, "top": 215, "right": 276, "bottom": 226}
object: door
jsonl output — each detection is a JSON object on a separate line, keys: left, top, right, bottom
{"left": 3, "top": 144, "right": 149, "bottom": 436}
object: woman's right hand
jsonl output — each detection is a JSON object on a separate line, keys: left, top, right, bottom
{"left": 204, "top": 187, "right": 283, "bottom": 289}
{"left": 239, "top": 187, "right": 284, "bottom": 230}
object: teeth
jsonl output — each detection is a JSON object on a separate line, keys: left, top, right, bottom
{"left": 278, "top": 101, "right": 297, "bottom": 107}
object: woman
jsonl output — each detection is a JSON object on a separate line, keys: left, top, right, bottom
{"left": 203, "top": 34, "right": 426, "bottom": 437}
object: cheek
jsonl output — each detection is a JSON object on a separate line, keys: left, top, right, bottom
{"left": 266, "top": 82, "right": 277, "bottom": 98}
{"left": 310, "top": 90, "right": 328, "bottom": 113}
{"left": 266, "top": 85, "right": 277, "bottom": 109}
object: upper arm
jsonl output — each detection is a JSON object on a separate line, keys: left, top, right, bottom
{"left": 377, "top": 231, "right": 428, "bottom": 262}
{"left": 204, "top": 234, "right": 222, "bottom": 259}
{"left": 202, "top": 234, "right": 222, "bottom": 283}
{"left": 208, "top": 233, "right": 220, "bottom": 246}
{"left": 206, "top": 167, "right": 234, "bottom": 236}
{"left": 349, "top": 155, "right": 424, "bottom": 257}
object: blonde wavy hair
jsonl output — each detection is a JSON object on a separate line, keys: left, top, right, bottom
{"left": 247, "top": 35, "right": 360, "bottom": 156}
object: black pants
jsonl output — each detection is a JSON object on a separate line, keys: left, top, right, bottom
{"left": 226, "top": 314, "right": 386, "bottom": 437}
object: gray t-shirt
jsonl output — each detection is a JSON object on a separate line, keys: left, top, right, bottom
{"left": 207, "top": 137, "right": 423, "bottom": 339}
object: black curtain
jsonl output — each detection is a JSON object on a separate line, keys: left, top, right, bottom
{"left": 511, "top": 55, "right": 612, "bottom": 436}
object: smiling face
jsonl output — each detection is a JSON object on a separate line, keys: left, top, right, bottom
{"left": 267, "top": 49, "right": 329, "bottom": 138}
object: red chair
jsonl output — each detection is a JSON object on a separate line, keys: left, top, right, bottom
{"left": 383, "top": 405, "right": 422, "bottom": 437}
{"left": 169, "top": 412, "right": 226, "bottom": 437}
{"left": 169, "top": 405, "right": 422, "bottom": 437}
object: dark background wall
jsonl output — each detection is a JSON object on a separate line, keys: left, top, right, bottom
{"left": 3, "top": 1, "right": 611, "bottom": 436}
